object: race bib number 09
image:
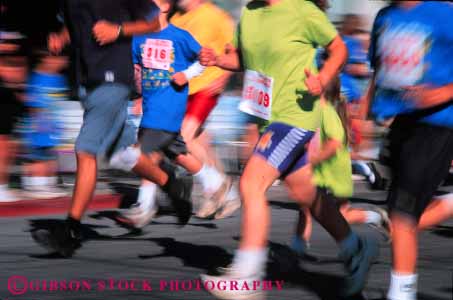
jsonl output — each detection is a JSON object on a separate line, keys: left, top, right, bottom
{"left": 239, "top": 70, "right": 274, "bottom": 120}
{"left": 142, "top": 39, "right": 173, "bottom": 70}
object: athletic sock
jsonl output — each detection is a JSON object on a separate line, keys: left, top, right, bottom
{"left": 194, "top": 164, "right": 223, "bottom": 194}
{"left": 231, "top": 248, "right": 268, "bottom": 277}
{"left": 387, "top": 272, "right": 417, "bottom": 300}
{"left": 137, "top": 183, "right": 157, "bottom": 210}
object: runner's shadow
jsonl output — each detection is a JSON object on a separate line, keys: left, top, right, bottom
{"left": 139, "top": 237, "right": 233, "bottom": 273}
{"left": 430, "top": 225, "right": 453, "bottom": 238}
{"left": 268, "top": 201, "right": 299, "bottom": 211}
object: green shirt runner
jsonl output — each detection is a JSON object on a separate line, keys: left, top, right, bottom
{"left": 234, "top": 0, "right": 338, "bottom": 131}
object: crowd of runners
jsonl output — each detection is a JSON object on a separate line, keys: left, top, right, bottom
{"left": 1, "top": 0, "right": 453, "bottom": 299}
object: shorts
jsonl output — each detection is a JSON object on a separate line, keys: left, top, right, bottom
{"left": 24, "top": 147, "right": 56, "bottom": 162}
{"left": 0, "top": 85, "right": 24, "bottom": 135}
{"left": 253, "top": 122, "right": 314, "bottom": 178}
{"left": 185, "top": 90, "right": 219, "bottom": 124}
{"left": 75, "top": 83, "right": 136, "bottom": 157}
{"left": 138, "top": 128, "right": 187, "bottom": 160}
{"left": 387, "top": 115, "right": 453, "bottom": 220}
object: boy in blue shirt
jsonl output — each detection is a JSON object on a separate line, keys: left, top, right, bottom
{"left": 21, "top": 51, "right": 69, "bottom": 199}
{"left": 124, "top": 0, "right": 230, "bottom": 228}
{"left": 365, "top": 2, "right": 453, "bottom": 299}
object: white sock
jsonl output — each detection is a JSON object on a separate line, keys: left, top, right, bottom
{"left": 387, "top": 272, "right": 417, "bottom": 300}
{"left": 46, "top": 176, "right": 58, "bottom": 187}
{"left": 225, "top": 183, "right": 239, "bottom": 202}
{"left": 365, "top": 211, "right": 382, "bottom": 225}
{"left": 194, "top": 164, "right": 224, "bottom": 194}
{"left": 25, "top": 177, "right": 48, "bottom": 189}
{"left": 0, "top": 184, "right": 8, "bottom": 191}
{"left": 231, "top": 248, "right": 268, "bottom": 277}
{"left": 137, "top": 183, "right": 157, "bottom": 210}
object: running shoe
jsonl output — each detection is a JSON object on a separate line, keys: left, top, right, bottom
{"left": 22, "top": 186, "right": 68, "bottom": 199}
{"left": 367, "top": 162, "right": 387, "bottom": 190}
{"left": 120, "top": 202, "right": 158, "bottom": 228}
{"left": 0, "top": 188, "right": 20, "bottom": 202}
{"left": 31, "top": 221, "right": 82, "bottom": 258}
{"left": 163, "top": 173, "right": 193, "bottom": 226}
{"left": 340, "top": 235, "right": 379, "bottom": 297}
{"left": 196, "top": 176, "right": 232, "bottom": 219}
{"left": 200, "top": 266, "right": 265, "bottom": 300}
{"left": 368, "top": 207, "right": 392, "bottom": 244}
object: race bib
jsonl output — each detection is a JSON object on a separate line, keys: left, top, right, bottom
{"left": 239, "top": 70, "right": 273, "bottom": 120}
{"left": 142, "top": 39, "right": 173, "bottom": 70}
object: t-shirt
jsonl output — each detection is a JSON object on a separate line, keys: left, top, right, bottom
{"left": 23, "top": 72, "right": 68, "bottom": 148}
{"left": 314, "top": 102, "right": 353, "bottom": 198}
{"left": 369, "top": 2, "right": 453, "bottom": 127}
{"left": 62, "top": 0, "right": 159, "bottom": 90}
{"left": 132, "top": 24, "right": 201, "bottom": 132}
{"left": 234, "top": 0, "right": 337, "bottom": 131}
{"left": 171, "top": 2, "right": 234, "bottom": 95}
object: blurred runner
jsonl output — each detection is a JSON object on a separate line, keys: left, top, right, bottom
{"left": 171, "top": 0, "right": 240, "bottom": 219}
{"left": 21, "top": 50, "right": 69, "bottom": 199}
{"left": 121, "top": 0, "right": 209, "bottom": 228}
{"left": 199, "top": 0, "right": 378, "bottom": 298}
{"left": 31, "top": 0, "right": 195, "bottom": 258}
{"left": 364, "top": 2, "right": 453, "bottom": 299}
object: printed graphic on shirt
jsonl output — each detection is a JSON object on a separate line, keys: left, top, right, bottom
{"left": 376, "top": 22, "right": 431, "bottom": 89}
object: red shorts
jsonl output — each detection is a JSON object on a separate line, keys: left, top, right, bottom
{"left": 185, "top": 90, "right": 220, "bottom": 125}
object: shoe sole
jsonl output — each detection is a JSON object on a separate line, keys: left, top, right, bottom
{"left": 31, "top": 229, "right": 76, "bottom": 258}
{"left": 200, "top": 274, "right": 266, "bottom": 300}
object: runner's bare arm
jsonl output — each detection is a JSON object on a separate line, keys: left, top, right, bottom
{"left": 134, "top": 64, "right": 142, "bottom": 95}
{"left": 404, "top": 83, "right": 453, "bottom": 109}
{"left": 319, "top": 35, "right": 348, "bottom": 90}
{"left": 93, "top": 19, "right": 160, "bottom": 46}
{"left": 48, "top": 27, "right": 70, "bottom": 54}
{"left": 199, "top": 44, "right": 242, "bottom": 72}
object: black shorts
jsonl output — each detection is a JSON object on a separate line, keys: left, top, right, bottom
{"left": 386, "top": 115, "right": 453, "bottom": 220}
{"left": 0, "top": 85, "right": 24, "bottom": 135}
{"left": 138, "top": 128, "right": 187, "bottom": 160}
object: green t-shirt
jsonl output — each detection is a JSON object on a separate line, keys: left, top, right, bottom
{"left": 234, "top": 0, "right": 337, "bottom": 131}
{"left": 314, "top": 103, "right": 353, "bottom": 197}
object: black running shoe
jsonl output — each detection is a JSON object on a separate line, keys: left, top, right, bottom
{"left": 367, "top": 162, "right": 387, "bottom": 190}
{"left": 31, "top": 222, "right": 82, "bottom": 258}
{"left": 163, "top": 172, "right": 193, "bottom": 226}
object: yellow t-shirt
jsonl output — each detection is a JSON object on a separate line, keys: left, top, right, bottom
{"left": 171, "top": 2, "right": 234, "bottom": 95}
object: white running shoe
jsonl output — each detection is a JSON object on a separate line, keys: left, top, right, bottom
{"left": 122, "top": 202, "right": 158, "bottom": 228}
{"left": 200, "top": 266, "right": 265, "bottom": 300}
{"left": 215, "top": 197, "right": 241, "bottom": 220}
{"left": 22, "top": 187, "right": 68, "bottom": 199}
{"left": 196, "top": 177, "right": 232, "bottom": 219}
{"left": 0, "top": 188, "right": 20, "bottom": 202}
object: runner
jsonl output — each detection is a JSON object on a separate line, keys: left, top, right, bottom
{"left": 172, "top": 0, "right": 240, "bottom": 219}
{"left": 121, "top": 0, "right": 224, "bottom": 229}
{"left": 291, "top": 76, "right": 390, "bottom": 259}
{"left": 363, "top": 2, "right": 453, "bottom": 299}
{"left": 31, "top": 0, "right": 194, "bottom": 258}
{"left": 199, "top": 0, "right": 378, "bottom": 298}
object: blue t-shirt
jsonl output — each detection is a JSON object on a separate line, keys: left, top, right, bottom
{"left": 24, "top": 72, "right": 68, "bottom": 147}
{"left": 369, "top": 2, "right": 453, "bottom": 126}
{"left": 132, "top": 24, "right": 201, "bottom": 132}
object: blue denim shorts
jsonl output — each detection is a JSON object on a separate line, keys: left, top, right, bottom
{"left": 75, "top": 83, "right": 136, "bottom": 157}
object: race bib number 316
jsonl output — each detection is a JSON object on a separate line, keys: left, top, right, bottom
{"left": 142, "top": 39, "right": 173, "bottom": 70}
{"left": 239, "top": 70, "right": 274, "bottom": 120}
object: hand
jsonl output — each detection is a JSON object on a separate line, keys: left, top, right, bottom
{"left": 172, "top": 72, "right": 188, "bottom": 86}
{"left": 93, "top": 20, "right": 121, "bottom": 46}
{"left": 403, "top": 84, "right": 453, "bottom": 109}
{"left": 48, "top": 32, "right": 66, "bottom": 54}
{"left": 203, "top": 73, "right": 231, "bottom": 97}
{"left": 304, "top": 69, "right": 324, "bottom": 96}
{"left": 199, "top": 47, "right": 217, "bottom": 67}
{"left": 306, "top": 130, "right": 321, "bottom": 166}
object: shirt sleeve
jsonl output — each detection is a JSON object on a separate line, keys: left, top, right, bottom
{"left": 300, "top": 1, "right": 338, "bottom": 48}
{"left": 322, "top": 104, "right": 345, "bottom": 143}
{"left": 183, "top": 32, "right": 202, "bottom": 63}
{"left": 127, "top": 0, "right": 160, "bottom": 21}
